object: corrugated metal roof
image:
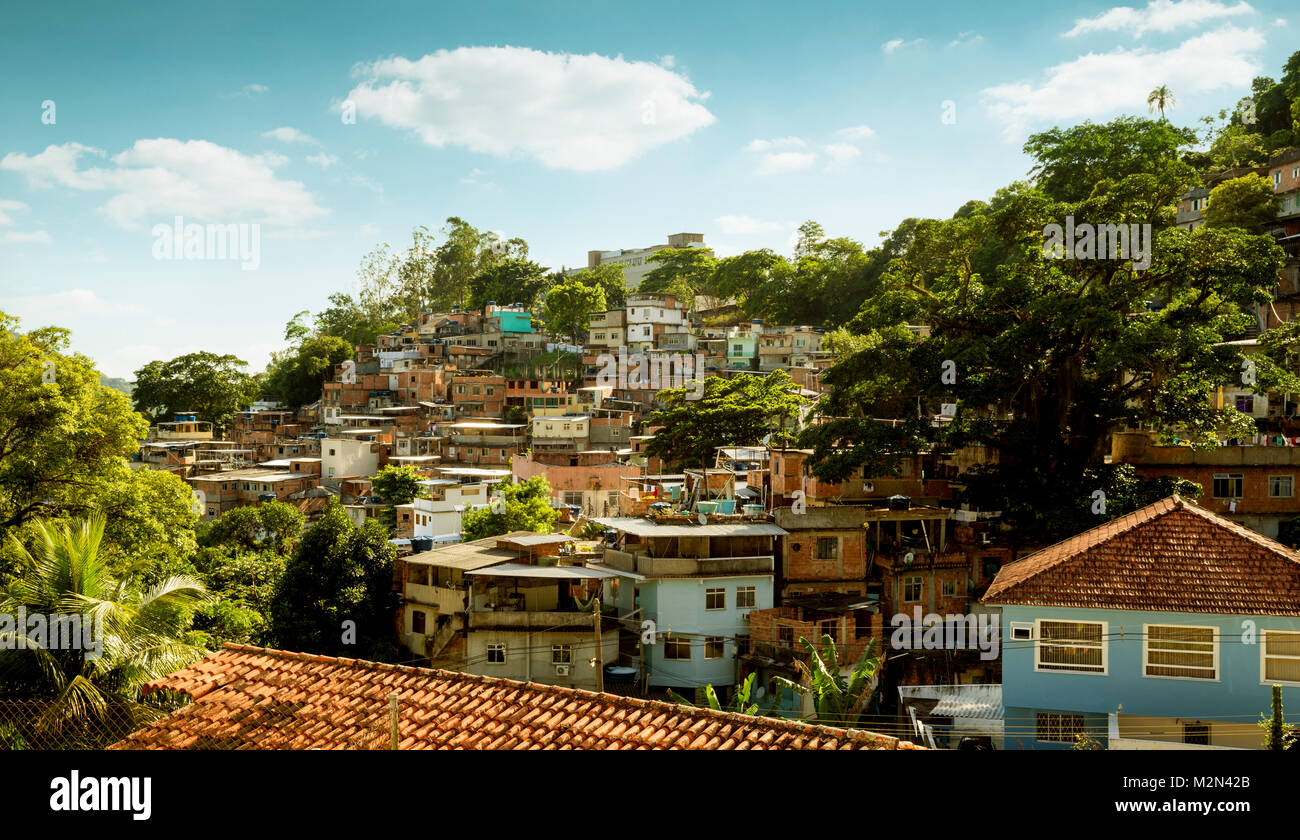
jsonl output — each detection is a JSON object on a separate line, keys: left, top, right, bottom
{"left": 465, "top": 563, "right": 619, "bottom": 580}
{"left": 591, "top": 517, "right": 787, "bottom": 537}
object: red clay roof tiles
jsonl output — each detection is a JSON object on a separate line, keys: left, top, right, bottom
{"left": 110, "top": 644, "right": 919, "bottom": 750}
{"left": 981, "top": 495, "right": 1300, "bottom": 615}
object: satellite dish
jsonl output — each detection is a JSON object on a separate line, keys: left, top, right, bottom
{"left": 755, "top": 686, "right": 767, "bottom": 698}
{"left": 903, "top": 551, "right": 915, "bottom": 566}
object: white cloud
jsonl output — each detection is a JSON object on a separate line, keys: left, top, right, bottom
{"left": 0, "top": 199, "right": 28, "bottom": 225}
{"left": 745, "top": 137, "right": 807, "bottom": 152}
{"left": 340, "top": 46, "right": 716, "bottom": 171}
{"left": 1275, "top": 17, "right": 1287, "bottom": 25}
{"left": 305, "top": 152, "right": 339, "bottom": 168}
{"left": 755, "top": 151, "right": 817, "bottom": 175}
{"left": 223, "top": 83, "right": 269, "bottom": 98}
{"left": 882, "top": 38, "right": 925, "bottom": 54}
{"left": 982, "top": 26, "right": 1263, "bottom": 140}
{"left": 833, "top": 125, "right": 875, "bottom": 140}
{"left": 822, "top": 143, "right": 862, "bottom": 168}
{"left": 263, "top": 126, "right": 321, "bottom": 146}
{"left": 1, "top": 230, "right": 52, "bottom": 245}
{"left": 948, "top": 31, "right": 984, "bottom": 47}
{"left": 1063, "top": 0, "right": 1254, "bottom": 38}
{"left": 660, "top": 55, "right": 676, "bottom": 69}
{"left": 460, "top": 167, "right": 498, "bottom": 190}
{"left": 0, "top": 139, "right": 328, "bottom": 230}
{"left": 0, "top": 288, "right": 143, "bottom": 316}
{"left": 347, "top": 174, "right": 383, "bottom": 194}
{"left": 714, "top": 215, "right": 787, "bottom": 234}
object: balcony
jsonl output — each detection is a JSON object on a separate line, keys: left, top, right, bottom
{"left": 602, "top": 549, "right": 773, "bottom": 577}
{"left": 467, "top": 609, "right": 594, "bottom": 629}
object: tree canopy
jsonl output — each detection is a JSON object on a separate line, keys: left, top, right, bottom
{"left": 132, "top": 351, "right": 259, "bottom": 429}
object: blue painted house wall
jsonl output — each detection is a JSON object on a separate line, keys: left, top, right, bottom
{"left": 1001, "top": 605, "right": 1300, "bottom": 750}
{"left": 615, "top": 575, "right": 773, "bottom": 689}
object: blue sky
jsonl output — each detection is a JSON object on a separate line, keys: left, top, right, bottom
{"left": 0, "top": 0, "right": 1294, "bottom": 378}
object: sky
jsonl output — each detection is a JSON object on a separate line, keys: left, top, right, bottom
{"left": 0, "top": 0, "right": 1295, "bottom": 378}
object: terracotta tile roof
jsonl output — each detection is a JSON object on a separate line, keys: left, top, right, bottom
{"left": 110, "top": 645, "right": 920, "bottom": 750}
{"left": 981, "top": 495, "right": 1300, "bottom": 615}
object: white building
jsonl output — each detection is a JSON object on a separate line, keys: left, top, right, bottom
{"left": 566, "top": 232, "right": 707, "bottom": 290}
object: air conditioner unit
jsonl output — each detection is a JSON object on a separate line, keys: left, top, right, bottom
{"left": 555, "top": 664, "right": 571, "bottom": 676}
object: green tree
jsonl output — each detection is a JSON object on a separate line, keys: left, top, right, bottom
{"left": 667, "top": 673, "right": 775, "bottom": 715}
{"left": 1022, "top": 116, "right": 1198, "bottom": 203}
{"left": 0, "top": 315, "right": 149, "bottom": 538}
{"left": 640, "top": 247, "right": 718, "bottom": 300}
{"left": 370, "top": 465, "right": 425, "bottom": 507}
{"left": 199, "top": 501, "right": 304, "bottom": 556}
{"left": 263, "top": 333, "right": 353, "bottom": 408}
{"left": 1259, "top": 684, "right": 1297, "bottom": 750}
{"left": 1147, "top": 84, "right": 1176, "bottom": 120}
{"left": 270, "top": 502, "right": 399, "bottom": 660}
{"left": 1205, "top": 173, "right": 1283, "bottom": 231}
{"left": 645, "top": 371, "right": 809, "bottom": 472}
{"left": 542, "top": 279, "right": 607, "bottom": 344}
{"left": 771, "top": 636, "right": 880, "bottom": 728}
{"left": 460, "top": 476, "right": 559, "bottom": 541}
{"left": 132, "top": 351, "right": 259, "bottom": 429}
{"left": 568, "top": 263, "right": 629, "bottom": 310}
{"left": 802, "top": 117, "right": 1287, "bottom": 543}
{"left": 0, "top": 516, "right": 209, "bottom": 748}
{"left": 467, "top": 257, "right": 553, "bottom": 313}
{"left": 1207, "top": 124, "right": 1270, "bottom": 170}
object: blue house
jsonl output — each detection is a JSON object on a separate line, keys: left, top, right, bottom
{"left": 593, "top": 516, "right": 780, "bottom": 694}
{"left": 983, "top": 495, "right": 1300, "bottom": 750}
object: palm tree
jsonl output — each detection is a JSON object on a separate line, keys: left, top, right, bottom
{"left": 1147, "top": 85, "right": 1176, "bottom": 120}
{"left": 0, "top": 516, "right": 209, "bottom": 748}
{"left": 772, "top": 635, "right": 880, "bottom": 728}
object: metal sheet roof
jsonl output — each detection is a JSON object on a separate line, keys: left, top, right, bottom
{"left": 466, "top": 563, "right": 618, "bottom": 580}
{"left": 591, "top": 517, "right": 786, "bottom": 537}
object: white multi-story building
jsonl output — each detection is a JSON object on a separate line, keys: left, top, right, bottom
{"left": 566, "top": 232, "right": 708, "bottom": 289}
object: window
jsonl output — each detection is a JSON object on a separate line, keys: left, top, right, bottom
{"left": 1010, "top": 621, "right": 1033, "bottom": 641}
{"left": 816, "top": 537, "right": 839, "bottom": 560}
{"left": 1036, "top": 712, "right": 1086, "bottom": 743}
{"left": 1235, "top": 394, "right": 1254, "bottom": 413}
{"left": 1144, "top": 624, "right": 1218, "bottom": 680}
{"left": 902, "top": 576, "right": 923, "bottom": 603}
{"left": 563, "top": 491, "right": 583, "bottom": 506}
{"left": 705, "top": 587, "right": 726, "bottom": 610}
{"left": 736, "top": 585, "right": 757, "bottom": 609}
{"left": 551, "top": 644, "right": 572, "bottom": 665}
{"left": 664, "top": 638, "right": 691, "bottom": 660}
{"left": 778, "top": 625, "right": 794, "bottom": 647}
{"left": 1212, "top": 473, "right": 1244, "bottom": 499}
{"left": 704, "top": 637, "right": 725, "bottom": 659}
{"left": 1036, "top": 620, "right": 1107, "bottom": 674}
{"left": 487, "top": 644, "right": 506, "bottom": 664}
{"left": 1270, "top": 475, "right": 1294, "bottom": 498}
{"left": 1273, "top": 170, "right": 1282, "bottom": 188}
{"left": 1262, "top": 630, "right": 1300, "bottom": 683}
{"left": 819, "top": 620, "right": 839, "bottom": 643}
{"left": 941, "top": 579, "right": 958, "bottom": 598}
{"left": 411, "top": 611, "right": 426, "bottom": 634}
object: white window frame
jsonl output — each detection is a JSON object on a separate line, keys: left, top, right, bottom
{"left": 663, "top": 637, "right": 691, "bottom": 660}
{"left": 902, "top": 575, "right": 923, "bottom": 603}
{"left": 1260, "top": 629, "right": 1300, "bottom": 686}
{"left": 551, "top": 644, "right": 572, "bottom": 665}
{"left": 736, "top": 585, "right": 757, "bottom": 609}
{"left": 486, "top": 643, "right": 506, "bottom": 664}
{"left": 704, "top": 637, "right": 725, "bottom": 659}
{"left": 1010, "top": 621, "right": 1034, "bottom": 641}
{"left": 705, "top": 587, "right": 726, "bottom": 611}
{"left": 1212, "top": 473, "right": 1244, "bottom": 499}
{"left": 1142, "top": 623, "right": 1219, "bottom": 682}
{"left": 1034, "top": 618, "right": 1108, "bottom": 675}
{"left": 1270, "top": 475, "right": 1294, "bottom": 499}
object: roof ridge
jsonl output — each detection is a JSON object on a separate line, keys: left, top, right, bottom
{"left": 210, "top": 644, "right": 885, "bottom": 742}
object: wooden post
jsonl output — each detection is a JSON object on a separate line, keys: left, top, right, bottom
{"left": 593, "top": 598, "right": 605, "bottom": 693}
{"left": 388, "top": 692, "right": 399, "bottom": 750}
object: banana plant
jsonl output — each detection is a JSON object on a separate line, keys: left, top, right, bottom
{"left": 668, "top": 673, "right": 773, "bottom": 716}
{"left": 771, "top": 635, "right": 880, "bottom": 728}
